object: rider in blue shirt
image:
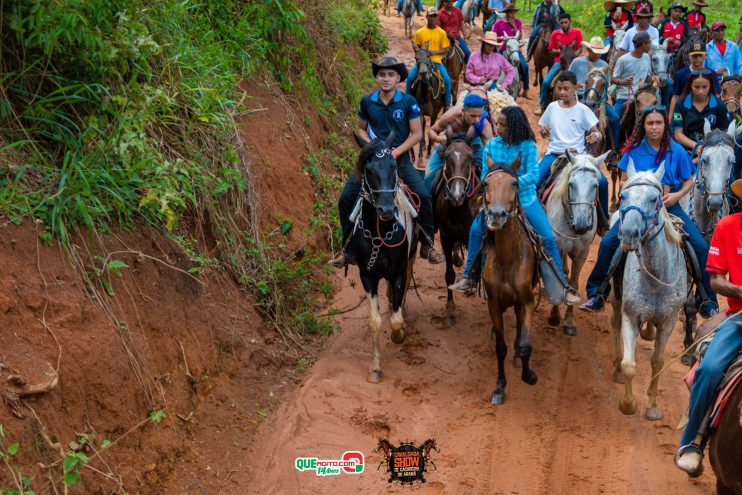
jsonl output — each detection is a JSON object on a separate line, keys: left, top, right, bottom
{"left": 580, "top": 106, "right": 719, "bottom": 316}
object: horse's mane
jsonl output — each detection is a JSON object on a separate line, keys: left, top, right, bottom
{"left": 622, "top": 172, "right": 682, "bottom": 245}
{"left": 549, "top": 157, "right": 598, "bottom": 205}
{"left": 586, "top": 68, "right": 610, "bottom": 129}
{"left": 703, "top": 127, "right": 734, "bottom": 149}
{"left": 353, "top": 138, "right": 389, "bottom": 179}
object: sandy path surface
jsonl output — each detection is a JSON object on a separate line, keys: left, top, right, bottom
{"left": 240, "top": 12, "right": 716, "bottom": 495}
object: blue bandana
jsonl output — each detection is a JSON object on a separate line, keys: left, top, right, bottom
{"left": 463, "top": 94, "right": 486, "bottom": 109}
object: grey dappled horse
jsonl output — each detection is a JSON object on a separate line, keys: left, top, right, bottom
{"left": 503, "top": 33, "right": 525, "bottom": 98}
{"left": 546, "top": 151, "right": 610, "bottom": 336}
{"left": 610, "top": 161, "right": 687, "bottom": 421}
{"left": 650, "top": 39, "right": 671, "bottom": 91}
{"left": 402, "top": 0, "right": 415, "bottom": 39}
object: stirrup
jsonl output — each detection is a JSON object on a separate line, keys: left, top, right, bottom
{"left": 674, "top": 444, "right": 704, "bottom": 478}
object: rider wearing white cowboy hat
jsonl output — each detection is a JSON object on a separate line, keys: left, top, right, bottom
{"left": 676, "top": 178, "right": 742, "bottom": 477}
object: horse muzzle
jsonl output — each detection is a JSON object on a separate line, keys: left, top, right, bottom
{"left": 376, "top": 205, "right": 397, "bottom": 222}
{"left": 707, "top": 195, "right": 724, "bottom": 213}
{"left": 619, "top": 227, "right": 641, "bottom": 252}
{"left": 486, "top": 208, "right": 510, "bottom": 231}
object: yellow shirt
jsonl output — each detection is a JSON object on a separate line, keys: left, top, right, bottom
{"left": 413, "top": 26, "right": 450, "bottom": 64}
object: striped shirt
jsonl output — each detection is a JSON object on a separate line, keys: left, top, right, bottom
{"left": 481, "top": 137, "right": 540, "bottom": 206}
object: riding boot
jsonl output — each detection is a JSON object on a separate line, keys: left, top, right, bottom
{"left": 540, "top": 252, "right": 581, "bottom": 305}
{"left": 597, "top": 246, "right": 626, "bottom": 299}
{"left": 596, "top": 201, "right": 610, "bottom": 237}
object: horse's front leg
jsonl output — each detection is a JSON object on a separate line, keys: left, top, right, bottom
{"left": 645, "top": 320, "right": 674, "bottom": 421}
{"left": 366, "top": 285, "right": 383, "bottom": 383}
{"left": 390, "top": 270, "right": 408, "bottom": 345}
{"left": 610, "top": 296, "right": 624, "bottom": 383}
{"left": 619, "top": 311, "right": 639, "bottom": 415}
{"left": 563, "top": 251, "right": 587, "bottom": 336}
{"left": 488, "top": 300, "right": 508, "bottom": 405}
{"left": 518, "top": 302, "right": 538, "bottom": 386}
{"left": 441, "top": 234, "right": 456, "bottom": 326}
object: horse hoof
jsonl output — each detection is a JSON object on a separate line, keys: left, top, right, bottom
{"left": 547, "top": 314, "right": 561, "bottom": 327}
{"left": 681, "top": 354, "right": 695, "bottom": 367}
{"left": 367, "top": 370, "right": 382, "bottom": 383}
{"left": 512, "top": 355, "right": 522, "bottom": 368}
{"left": 612, "top": 370, "right": 624, "bottom": 384}
{"left": 563, "top": 326, "right": 577, "bottom": 336}
{"left": 522, "top": 370, "right": 538, "bottom": 385}
{"left": 619, "top": 399, "right": 637, "bottom": 415}
{"left": 447, "top": 314, "right": 456, "bottom": 327}
{"left": 391, "top": 329, "right": 406, "bottom": 344}
{"left": 645, "top": 407, "right": 663, "bottom": 421}
{"left": 490, "top": 393, "right": 505, "bottom": 405}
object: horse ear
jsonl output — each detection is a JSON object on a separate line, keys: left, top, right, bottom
{"left": 354, "top": 131, "right": 370, "bottom": 148}
{"left": 511, "top": 153, "right": 522, "bottom": 171}
{"left": 565, "top": 149, "right": 576, "bottom": 165}
{"left": 384, "top": 130, "right": 396, "bottom": 149}
{"left": 703, "top": 117, "right": 712, "bottom": 138}
{"left": 654, "top": 161, "right": 665, "bottom": 183}
{"left": 627, "top": 157, "right": 637, "bottom": 177}
{"left": 593, "top": 151, "right": 611, "bottom": 168}
{"left": 726, "top": 120, "right": 736, "bottom": 140}
{"left": 465, "top": 124, "right": 476, "bottom": 143}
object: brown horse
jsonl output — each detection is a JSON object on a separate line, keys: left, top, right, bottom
{"left": 433, "top": 125, "right": 479, "bottom": 326}
{"left": 444, "top": 37, "right": 465, "bottom": 106}
{"left": 542, "top": 42, "right": 577, "bottom": 108}
{"left": 528, "top": 17, "right": 557, "bottom": 88}
{"left": 481, "top": 155, "right": 539, "bottom": 405}
{"left": 721, "top": 77, "right": 742, "bottom": 120}
{"left": 710, "top": 360, "right": 742, "bottom": 495}
{"left": 411, "top": 42, "right": 447, "bottom": 160}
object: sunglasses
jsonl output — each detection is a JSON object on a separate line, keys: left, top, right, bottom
{"left": 690, "top": 68, "right": 714, "bottom": 76}
{"left": 641, "top": 104, "right": 667, "bottom": 115}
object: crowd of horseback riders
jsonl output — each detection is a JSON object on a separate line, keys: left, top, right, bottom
{"left": 332, "top": 0, "right": 742, "bottom": 490}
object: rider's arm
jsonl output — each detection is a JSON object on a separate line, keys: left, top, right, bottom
{"left": 673, "top": 127, "right": 696, "bottom": 150}
{"left": 357, "top": 119, "right": 371, "bottom": 142}
{"left": 517, "top": 141, "right": 540, "bottom": 190}
{"left": 710, "top": 273, "right": 742, "bottom": 300}
{"left": 479, "top": 119, "right": 495, "bottom": 145}
{"left": 585, "top": 124, "right": 602, "bottom": 144}
{"left": 429, "top": 110, "right": 454, "bottom": 144}
{"left": 465, "top": 56, "right": 482, "bottom": 84}
{"left": 663, "top": 176, "right": 691, "bottom": 206}
{"left": 392, "top": 117, "right": 423, "bottom": 158}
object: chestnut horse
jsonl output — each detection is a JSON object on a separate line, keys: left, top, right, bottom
{"left": 710, "top": 354, "right": 742, "bottom": 495}
{"left": 481, "top": 155, "right": 539, "bottom": 405}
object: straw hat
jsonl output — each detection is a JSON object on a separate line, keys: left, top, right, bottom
{"left": 692, "top": 0, "right": 708, "bottom": 7}
{"left": 603, "top": 0, "right": 636, "bottom": 11}
{"left": 582, "top": 36, "right": 611, "bottom": 54}
{"left": 731, "top": 179, "right": 742, "bottom": 198}
{"left": 479, "top": 31, "right": 502, "bottom": 46}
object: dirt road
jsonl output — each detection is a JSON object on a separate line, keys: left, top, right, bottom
{"left": 240, "top": 13, "right": 716, "bottom": 495}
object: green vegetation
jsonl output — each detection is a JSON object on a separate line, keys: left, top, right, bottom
{"left": 0, "top": 0, "right": 386, "bottom": 335}
{"left": 0, "top": 425, "right": 34, "bottom": 495}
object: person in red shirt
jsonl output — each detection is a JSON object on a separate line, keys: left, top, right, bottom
{"left": 437, "top": 0, "right": 470, "bottom": 62}
{"left": 604, "top": 0, "right": 635, "bottom": 47}
{"left": 683, "top": 0, "right": 707, "bottom": 30}
{"left": 537, "top": 12, "right": 583, "bottom": 112}
{"left": 676, "top": 178, "right": 742, "bottom": 477}
{"left": 658, "top": 2, "right": 690, "bottom": 53}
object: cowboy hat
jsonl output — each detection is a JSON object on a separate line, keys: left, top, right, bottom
{"left": 604, "top": 0, "right": 636, "bottom": 11}
{"left": 731, "top": 179, "right": 742, "bottom": 197}
{"left": 503, "top": 3, "right": 518, "bottom": 12}
{"left": 691, "top": 0, "right": 707, "bottom": 6}
{"left": 582, "top": 36, "right": 611, "bottom": 54}
{"left": 668, "top": 2, "right": 688, "bottom": 12}
{"left": 479, "top": 31, "right": 502, "bottom": 46}
{"left": 371, "top": 56, "right": 408, "bottom": 82}
{"left": 634, "top": 6, "right": 652, "bottom": 17}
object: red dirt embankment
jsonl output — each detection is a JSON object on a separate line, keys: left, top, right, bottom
{"left": 236, "top": 12, "right": 718, "bottom": 495}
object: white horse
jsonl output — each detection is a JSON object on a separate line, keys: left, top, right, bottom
{"left": 461, "top": 0, "right": 477, "bottom": 39}
{"left": 546, "top": 151, "right": 610, "bottom": 336}
{"left": 502, "top": 32, "right": 525, "bottom": 98}
{"left": 610, "top": 161, "right": 687, "bottom": 421}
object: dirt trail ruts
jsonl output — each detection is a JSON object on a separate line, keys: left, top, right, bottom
{"left": 239, "top": 13, "right": 716, "bottom": 494}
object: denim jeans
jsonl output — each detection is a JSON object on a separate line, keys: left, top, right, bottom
{"left": 585, "top": 203, "right": 719, "bottom": 310}
{"left": 462, "top": 199, "right": 566, "bottom": 277}
{"left": 539, "top": 64, "right": 561, "bottom": 109}
{"left": 424, "top": 141, "right": 483, "bottom": 194}
{"left": 537, "top": 153, "right": 609, "bottom": 224}
{"left": 605, "top": 103, "right": 620, "bottom": 150}
{"left": 456, "top": 35, "right": 471, "bottom": 63}
{"left": 614, "top": 98, "right": 628, "bottom": 121}
{"left": 679, "top": 313, "right": 742, "bottom": 449}
{"left": 527, "top": 23, "right": 542, "bottom": 53}
{"left": 338, "top": 156, "right": 435, "bottom": 245}
{"left": 407, "top": 63, "right": 452, "bottom": 107}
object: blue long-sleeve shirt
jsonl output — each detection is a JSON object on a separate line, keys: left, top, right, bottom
{"left": 481, "top": 136, "right": 540, "bottom": 207}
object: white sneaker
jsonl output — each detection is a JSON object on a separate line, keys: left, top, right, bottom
{"left": 675, "top": 451, "right": 703, "bottom": 477}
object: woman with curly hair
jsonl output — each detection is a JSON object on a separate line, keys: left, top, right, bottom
{"left": 672, "top": 68, "right": 730, "bottom": 151}
{"left": 580, "top": 106, "right": 718, "bottom": 316}
{"left": 448, "top": 106, "right": 580, "bottom": 305}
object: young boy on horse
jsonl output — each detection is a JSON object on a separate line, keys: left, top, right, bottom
{"left": 683, "top": 0, "right": 707, "bottom": 30}
{"left": 331, "top": 56, "right": 445, "bottom": 268}
{"left": 526, "top": 0, "right": 565, "bottom": 53}
{"left": 657, "top": 2, "right": 690, "bottom": 54}
{"left": 424, "top": 93, "right": 495, "bottom": 194}
{"left": 675, "top": 179, "right": 742, "bottom": 477}
{"left": 535, "top": 70, "right": 609, "bottom": 225}
{"left": 437, "top": 0, "right": 471, "bottom": 63}
{"left": 537, "top": 12, "right": 584, "bottom": 114}
{"left": 407, "top": 8, "right": 454, "bottom": 110}
{"left": 579, "top": 106, "right": 719, "bottom": 316}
